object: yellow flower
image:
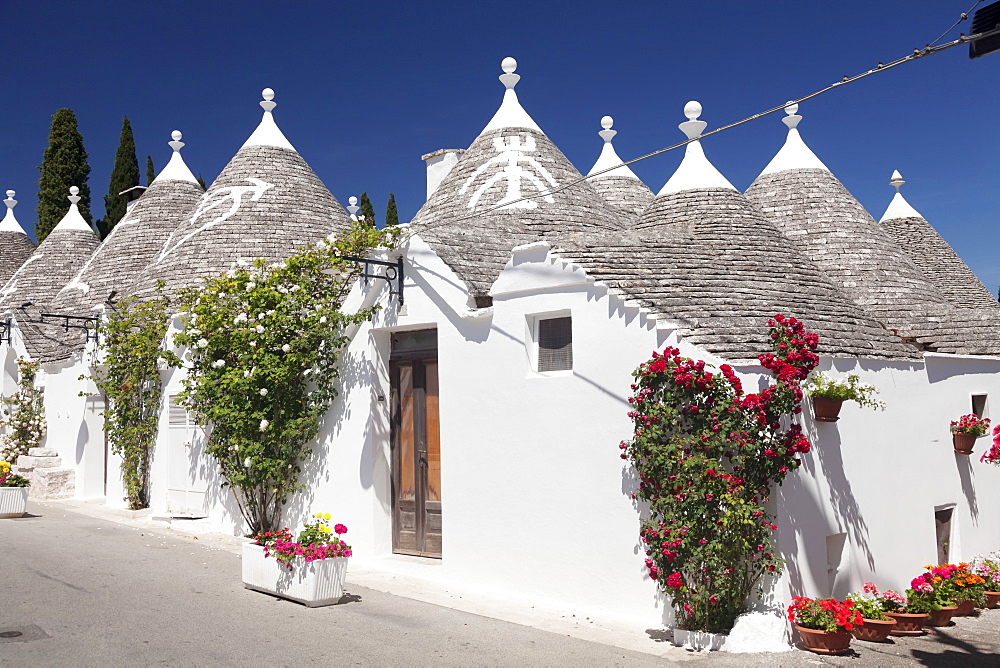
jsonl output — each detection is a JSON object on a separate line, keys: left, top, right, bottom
{"left": 323, "top": 513, "right": 331, "bottom": 520}
{"left": 322, "top": 526, "right": 331, "bottom": 534}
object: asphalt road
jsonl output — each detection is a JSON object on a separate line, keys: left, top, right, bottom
{"left": 1, "top": 502, "right": 665, "bottom": 666}
{"left": 5, "top": 502, "right": 1000, "bottom": 666}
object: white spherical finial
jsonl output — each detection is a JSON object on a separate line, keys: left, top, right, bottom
{"left": 601, "top": 116, "right": 614, "bottom": 130}
{"left": 260, "top": 88, "right": 277, "bottom": 112}
{"left": 5, "top": 190, "right": 13, "bottom": 198}
{"left": 781, "top": 101, "right": 803, "bottom": 130}
{"left": 499, "top": 57, "right": 521, "bottom": 90}
{"left": 69, "top": 186, "right": 80, "bottom": 196}
{"left": 501, "top": 57, "right": 517, "bottom": 74}
{"left": 598, "top": 116, "right": 617, "bottom": 143}
{"left": 168, "top": 129, "right": 185, "bottom": 152}
{"left": 349, "top": 196, "right": 358, "bottom": 206}
{"left": 683, "top": 101, "right": 702, "bottom": 121}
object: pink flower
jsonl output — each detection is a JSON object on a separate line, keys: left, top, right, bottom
{"left": 334, "top": 524, "right": 348, "bottom": 535}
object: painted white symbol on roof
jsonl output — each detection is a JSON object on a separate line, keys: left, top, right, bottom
{"left": 157, "top": 178, "right": 274, "bottom": 261}
{"left": 460, "top": 135, "right": 558, "bottom": 210}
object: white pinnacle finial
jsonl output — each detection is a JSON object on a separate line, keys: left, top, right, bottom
{"left": 782, "top": 101, "right": 802, "bottom": 130}
{"left": 347, "top": 196, "right": 360, "bottom": 220}
{"left": 4, "top": 190, "right": 15, "bottom": 209}
{"left": 679, "top": 101, "right": 708, "bottom": 140}
{"left": 260, "top": 88, "right": 276, "bottom": 112}
{"left": 68, "top": 186, "right": 81, "bottom": 204}
{"left": 890, "top": 169, "right": 905, "bottom": 192}
{"left": 879, "top": 168, "right": 922, "bottom": 222}
{"left": 499, "top": 57, "right": 520, "bottom": 90}
{"left": 599, "top": 115, "right": 617, "bottom": 142}
{"left": 168, "top": 130, "right": 185, "bottom": 152}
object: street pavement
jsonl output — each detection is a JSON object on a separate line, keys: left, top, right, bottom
{"left": 4, "top": 501, "right": 1000, "bottom": 666}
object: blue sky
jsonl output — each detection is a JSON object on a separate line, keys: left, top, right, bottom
{"left": 2, "top": 1, "right": 998, "bottom": 291}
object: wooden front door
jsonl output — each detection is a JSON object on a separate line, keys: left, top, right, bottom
{"left": 390, "top": 330, "right": 441, "bottom": 558}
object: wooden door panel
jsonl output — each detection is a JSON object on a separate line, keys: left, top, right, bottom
{"left": 390, "top": 340, "right": 441, "bottom": 559}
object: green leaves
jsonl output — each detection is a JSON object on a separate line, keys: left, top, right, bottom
{"left": 174, "top": 218, "right": 401, "bottom": 534}
{"left": 87, "top": 286, "right": 179, "bottom": 509}
{"left": 0, "top": 358, "right": 46, "bottom": 464}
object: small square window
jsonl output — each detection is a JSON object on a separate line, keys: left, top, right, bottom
{"left": 537, "top": 316, "right": 572, "bottom": 372}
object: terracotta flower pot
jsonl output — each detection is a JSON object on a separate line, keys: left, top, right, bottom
{"left": 813, "top": 397, "right": 843, "bottom": 422}
{"left": 952, "top": 432, "right": 977, "bottom": 454}
{"left": 885, "top": 612, "right": 927, "bottom": 636}
{"left": 953, "top": 600, "right": 977, "bottom": 616}
{"left": 852, "top": 617, "right": 896, "bottom": 642}
{"left": 795, "top": 625, "right": 852, "bottom": 655}
{"left": 983, "top": 591, "right": 1000, "bottom": 609}
{"left": 925, "top": 605, "right": 958, "bottom": 627}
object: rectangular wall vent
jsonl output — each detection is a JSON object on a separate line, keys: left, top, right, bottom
{"left": 538, "top": 316, "right": 573, "bottom": 372}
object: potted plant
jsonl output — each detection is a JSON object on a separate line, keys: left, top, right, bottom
{"left": 880, "top": 589, "right": 928, "bottom": 636}
{"left": 786, "top": 596, "right": 862, "bottom": 655}
{"left": 908, "top": 572, "right": 957, "bottom": 627}
{"left": 928, "top": 563, "right": 988, "bottom": 615}
{"left": 803, "top": 372, "right": 884, "bottom": 422}
{"left": 0, "top": 461, "right": 30, "bottom": 519}
{"left": 950, "top": 414, "right": 990, "bottom": 455}
{"left": 847, "top": 583, "right": 896, "bottom": 642}
{"left": 242, "top": 512, "right": 352, "bottom": 607}
{"left": 972, "top": 553, "right": 1000, "bottom": 608}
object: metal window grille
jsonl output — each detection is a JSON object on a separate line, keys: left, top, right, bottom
{"left": 538, "top": 316, "right": 572, "bottom": 372}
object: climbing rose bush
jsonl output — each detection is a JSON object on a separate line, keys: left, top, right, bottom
{"left": 980, "top": 425, "right": 1000, "bottom": 466}
{"left": 623, "top": 315, "right": 819, "bottom": 633}
{"left": 0, "top": 358, "right": 46, "bottom": 464}
{"left": 174, "top": 218, "right": 400, "bottom": 535}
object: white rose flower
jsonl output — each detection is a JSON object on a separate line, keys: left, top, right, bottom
{"left": 243, "top": 370, "right": 251, "bottom": 378}
{"left": 259, "top": 388, "right": 268, "bottom": 396}
{"left": 257, "top": 313, "right": 265, "bottom": 321}
{"left": 319, "top": 316, "right": 327, "bottom": 324}
{"left": 243, "top": 457, "right": 251, "bottom": 468}
{"left": 197, "top": 338, "right": 209, "bottom": 349}
{"left": 212, "top": 359, "right": 226, "bottom": 368}
{"left": 259, "top": 419, "right": 269, "bottom": 431}
{"left": 281, "top": 344, "right": 291, "bottom": 353}
{"left": 249, "top": 341, "right": 256, "bottom": 347}
{"left": 255, "top": 324, "right": 265, "bottom": 334}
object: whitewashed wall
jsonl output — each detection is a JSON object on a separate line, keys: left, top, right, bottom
{"left": 32, "top": 232, "right": 1000, "bottom": 634}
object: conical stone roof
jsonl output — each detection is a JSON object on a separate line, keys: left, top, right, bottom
{"left": 0, "top": 191, "right": 36, "bottom": 287}
{"left": 409, "top": 59, "right": 624, "bottom": 300}
{"left": 129, "top": 90, "right": 351, "bottom": 308}
{"left": 879, "top": 171, "right": 999, "bottom": 312}
{"left": 746, "top": 110, "right": 1000, "bottom": 355}
{"left": 563, "top": 102, "right": 918, "bottom": 361}
{"left": 38, "top": 132, "right": 205, "bottom": 362}
{"left": 585, "top": 117, "right": 653, "bottom": 221}
{"left": 0, "top": 187, "right": 101, "bottom": 358}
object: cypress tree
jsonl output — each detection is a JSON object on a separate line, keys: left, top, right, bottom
{"left": 359, "top": 191, "right": 376, "bottom": 224}
{"left": 98, "top": 117, "right": 140, "bottom": 240}
{"left": 36, "top": 108, "right": 93, "bottom": 243}
{"left": 385, "top": 193, "right": 399, "bottom": 226}
{"left": 196, "top": 174, "right": 207, "bottom": 190}
{"left": 146, "top": 155, "right": 155, "bottom": 186}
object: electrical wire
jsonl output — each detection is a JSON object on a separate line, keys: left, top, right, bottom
{"left": 412, "top": 22, "right": 999, "bottom": 235}
{"left": 928, "top": 1, "right": 981, "bottom": 48}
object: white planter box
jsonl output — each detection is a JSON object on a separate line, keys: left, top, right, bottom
{"left": 241, "top": 542, "right": 349, "bottom": 607}
{"left": 0, "top": 487, "right": 29, "bottom": 519}
{"left": 673, "top": 628, "right": 727, "bottom": 651}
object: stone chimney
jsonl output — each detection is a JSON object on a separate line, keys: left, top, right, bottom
{"left": 421, "top": 149, "right": 465, "bottom": 200}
